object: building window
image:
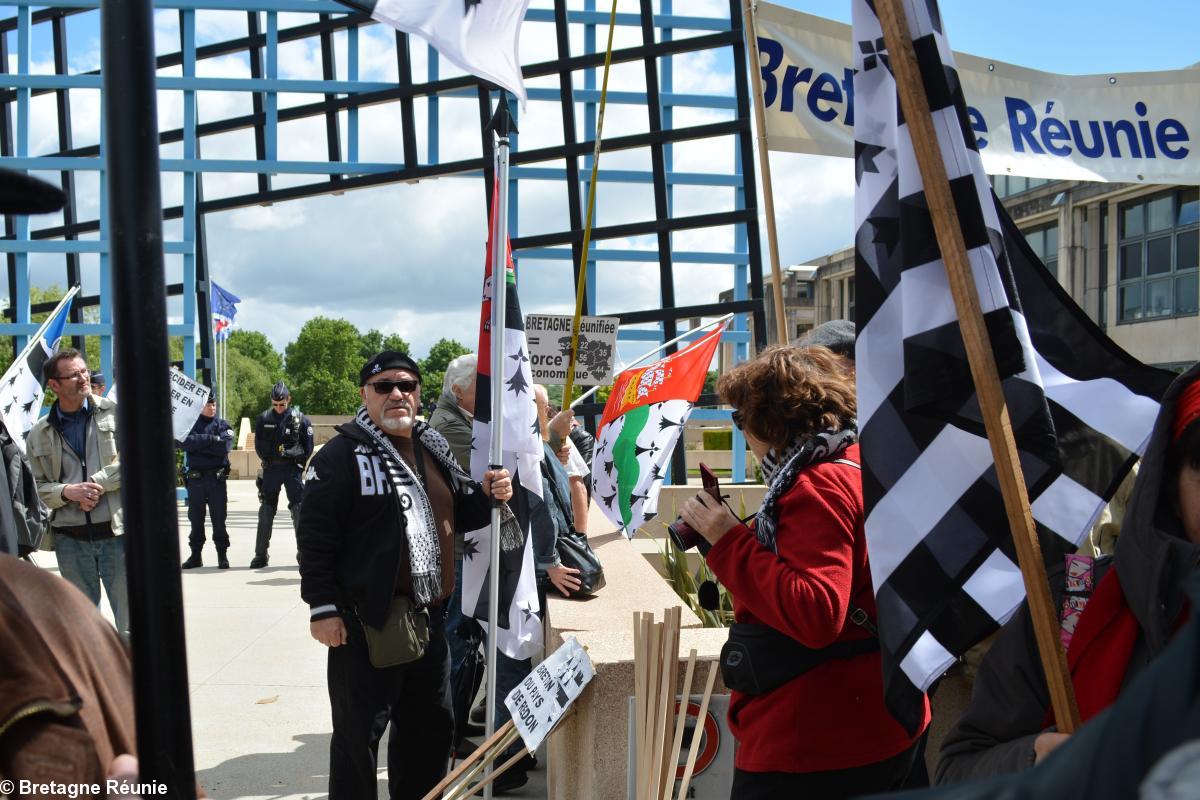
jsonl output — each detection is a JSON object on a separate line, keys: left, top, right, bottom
{"left": 1024, "top": 223, "right": 1059, "bottom": 279}
{"left": 845, "top": 277, "right": 856, "bottom": 322}
{"left": 992, "top": 175, "right": 1053, "bottom": 199}
{"left": 1117, "top": 188, "right": 1199, "bottom": 323}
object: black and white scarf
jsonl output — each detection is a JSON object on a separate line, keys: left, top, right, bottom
{"left": 755, "top": 425, "right": 858, "bottom": 554}
{"left": 354, "top": 408, "right": 475, "bottom": 606}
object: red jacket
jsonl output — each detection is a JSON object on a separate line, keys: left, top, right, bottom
{"left": 705, "top": 445, "right": 929, "bottom": 773}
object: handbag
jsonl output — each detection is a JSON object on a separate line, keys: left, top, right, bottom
{"left": 555, "top": 528, "right": 605, "bottom": 597}
{"left": 359, "top": 595, "right": 430, "bottom": 668}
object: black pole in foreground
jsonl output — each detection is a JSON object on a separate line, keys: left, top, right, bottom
{"left": 102, "top": 1, "right": 196, "bottom": 794}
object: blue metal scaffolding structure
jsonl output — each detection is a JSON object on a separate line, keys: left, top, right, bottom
{"left": 0, "top": 0, "right": 763, "bottom": 480}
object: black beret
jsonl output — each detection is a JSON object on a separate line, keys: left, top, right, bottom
{"left": 89, "top": 372, "right": 106, "bottom": 385}
{"left": 360, "top": 350, "right": 422, "bottom": 386}
{"left": 271, "top": 381, "right": 290, "bottom": 401}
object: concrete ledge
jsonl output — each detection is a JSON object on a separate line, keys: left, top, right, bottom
{"left": 684, "top": 449, "right": 754, "bottom": 471}
{"left": 544, "top": 506, "right": 725, "bottom": 800}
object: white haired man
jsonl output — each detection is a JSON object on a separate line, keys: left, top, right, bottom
{"left": 426, "top": 353, "right": 478, "bottom": 704}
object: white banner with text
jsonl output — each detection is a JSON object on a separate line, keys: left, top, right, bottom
{"left": 755, "top": 1, "right": 1200, "bottom": 185}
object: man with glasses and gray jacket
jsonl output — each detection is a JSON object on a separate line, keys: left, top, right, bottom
{"left": 27, "top": 347, "right": 126, "bottom": 635}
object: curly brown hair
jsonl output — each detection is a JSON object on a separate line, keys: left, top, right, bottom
{"left": 716, "top": 345, "right": 856, "bottom": 451}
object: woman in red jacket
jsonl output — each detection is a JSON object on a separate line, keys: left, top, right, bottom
{"left": 679, "top": 345, "right": 929, "bottom": 799}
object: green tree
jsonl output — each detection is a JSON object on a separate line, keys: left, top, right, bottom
{"left": 228, "top": 329, "right": 284, "bottom": 378}
{"left": 420, "top": 337, "right": 471, "bottom": 399}
{"left": 285, "top": 317, "right": 364, "bottom": 414}
{"left": 223, "top": 348, "right": 275, "bottom": 426}
{"left": 360, "top": 329, "right": 413, "bottom": 362}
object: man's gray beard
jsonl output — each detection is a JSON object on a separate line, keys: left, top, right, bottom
{"left": 380, "top": 415, "right": 413, "bottom": 433}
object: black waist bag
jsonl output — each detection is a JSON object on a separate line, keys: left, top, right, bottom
{"left": 720, "top": 623, "right": 880, "bottom": 696}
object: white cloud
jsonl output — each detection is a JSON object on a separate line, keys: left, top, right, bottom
{"left": 16, "top": 2, "right": 859, "bottom": 362}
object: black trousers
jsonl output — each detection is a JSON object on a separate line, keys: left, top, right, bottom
{"left": 730, "top": 741, "right": 919, "bottom": 800}
{"left": 327, "top": 608, "right": 453, "bottom": 800}
{"left": 260, "top": 463, "right": 303, "bottom": 510}
{"left": 186, "top": 471, "right": 229, "bottom": 551}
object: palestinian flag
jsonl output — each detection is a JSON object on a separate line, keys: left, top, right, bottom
{"left": 592, "top": 325, "right": 725, "bottom": 537}
{"left": 461, "top": 175, "right": 544, "bottom": 661}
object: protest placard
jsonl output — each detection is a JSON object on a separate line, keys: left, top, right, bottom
{"left": 503, "top": 636, "right": 595, "bottom": 753}
{"left": 169, "top": 368, "right": 210, "bottom": 442}
{"left": 525, "top": 314, "right": 619, "bottom": 386}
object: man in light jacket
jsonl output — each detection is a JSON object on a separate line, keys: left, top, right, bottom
{"left": 27, "top": 348, "right": 125, "bottom": 635}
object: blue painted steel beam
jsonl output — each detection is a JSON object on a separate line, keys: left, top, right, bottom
{"left": 0, "top": 323, "right": 194, "bottom": 336}
{"left": 4, "top": 0, "right": 727, "bottom": 32}
{"left": 519, "top": 248, "right": 746, "bottom": 265}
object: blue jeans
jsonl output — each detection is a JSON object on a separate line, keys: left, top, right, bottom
{"left": 55, "top": 534, "right": 129, "bottom": 635}
{"left": 494, "top": 650, "right": 530, "bottom": 733}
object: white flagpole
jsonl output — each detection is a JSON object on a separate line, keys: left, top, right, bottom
{"left": 483, "top": 92, "right": 515, "bottom": 800}
{"left": 568, "top": 313, "right": 734, "bottom": 408}
{"left": 2, "top": 285, "right": 81, "bottom": 382}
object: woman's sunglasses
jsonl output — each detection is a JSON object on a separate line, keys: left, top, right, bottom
{"left": 731, "top": 410, "right": 743, "bottom": 430}
{"left": 367, "top": 379, "right": 420, "bottom": 395}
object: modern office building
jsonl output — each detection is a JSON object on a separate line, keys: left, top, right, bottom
{"left": 807, "top": 179, "right": 1198, "bottom": 370}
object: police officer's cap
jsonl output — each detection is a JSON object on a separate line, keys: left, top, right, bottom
{"left": 359, "top": 351, "right": 422, "bottom": 386}
{"left": 207, "top": 385, "right": 218, "bottom": 402}
{"left": 89, "top": 372, "right": 106, "bottom": 387}
{"left": 271, "top": 381, "right": 290, "bottom": 401}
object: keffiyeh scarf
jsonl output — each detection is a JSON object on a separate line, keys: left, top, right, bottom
{"left": 354, "top": 409, "right": 475, "bottom": 606}
{"left": 755, "top": 425, "right": 858, "bottom": 553}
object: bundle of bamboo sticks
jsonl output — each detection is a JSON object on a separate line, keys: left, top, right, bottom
{"left": 633, "top": 608, "right": 719, "bottom": 800}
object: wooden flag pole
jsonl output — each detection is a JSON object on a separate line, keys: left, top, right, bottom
{"left": 562, "top": 0, "right": 620, "bottom": 405}
{"left": 740, "top": 0, "right": 790, "bottom": 346}
{"left": 675, "top": 662, "right": 718, "bottom": 800}
{"left": 420, "top": 721, "right": 517, "bottom": 800}
{"left": 663, "top": 648, "right": 697, "bottom": 800}
{"left": 873, "top": 0, "right": 1079, "bottom": 732}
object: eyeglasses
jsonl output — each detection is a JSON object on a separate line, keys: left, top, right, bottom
{"left": 367, "top": 379, "right": 420, "bottom": 395}
{"left": 53, "top": 369, "right": 89, "bottom": 382}
{"left": 731, "top": 410, "right": 743, "bottom": 430}
{"left": 271, "top": 401, "right": 288, "bottom": 408}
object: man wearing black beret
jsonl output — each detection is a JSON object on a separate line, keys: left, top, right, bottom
{"left": 297, "top": 350, "right": 513, "bottom": 798}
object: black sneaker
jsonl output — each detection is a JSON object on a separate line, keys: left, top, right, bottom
{"left": 249, "top": 556, "right": 268, "bottom": 569}
{"left": 491, "top": 768, "right": 528, "bottom": 796}
{"left": 181, "top": 554, "right": 203, "bottom": 569}
{"left": 217, "top": 552, "right": 230, "bottom": 570}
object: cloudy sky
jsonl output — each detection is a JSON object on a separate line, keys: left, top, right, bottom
{"left": 16, "top": 0, "right": 1200, "bottom": 361}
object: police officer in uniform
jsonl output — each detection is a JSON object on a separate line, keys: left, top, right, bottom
{"left": 180, "top": 388, "right": 234, "bottom": 570}
{"left": 251, "top": 381, "right": 313, "bottom": 568}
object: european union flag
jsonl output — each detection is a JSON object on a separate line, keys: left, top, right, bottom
{"left": 211, "top": 281, "right": 240, "bottom": 343}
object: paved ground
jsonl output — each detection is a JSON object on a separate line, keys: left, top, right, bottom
{"left": 36, "top": 478, "right": 547, "bottom": 800}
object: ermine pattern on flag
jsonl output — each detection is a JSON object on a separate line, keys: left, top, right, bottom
{"left": 852, "top": 0, "right": 1174, "bottom": 732}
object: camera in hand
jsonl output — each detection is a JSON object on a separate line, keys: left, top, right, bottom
{"left": 667, "top": 463, "right": 721, "bottom": 556}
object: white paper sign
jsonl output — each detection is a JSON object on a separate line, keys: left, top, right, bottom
{"left": 504, "top": 636, "right": 595, "bottom": 753}
{"left": 524, "top": 315, "right": 620, "bottom": 386}
{"left": 755, "top": 1, "right": 1200, "bottom": 185}
{"left": 170, "top": 369, "right": 210, "bottom": 442}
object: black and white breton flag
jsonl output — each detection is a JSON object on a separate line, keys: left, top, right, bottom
{"left": 0, "top": 294, "right": 74, "bottom": 454}
{"left": 851, "top": 0, "right": 1176, "bottom": 733}
{"left": 336, "top": 0, "right": 529, "bottom": 105}
{"left": 461, "top": 176, "right": 544, "bottom": 661}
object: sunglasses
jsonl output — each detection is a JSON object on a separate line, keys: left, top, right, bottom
{"left": 367, "top": 379, "right": 420, "bottom": 395}
{"left": 731, "top": 409, "right": 743, "bottom": 430}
